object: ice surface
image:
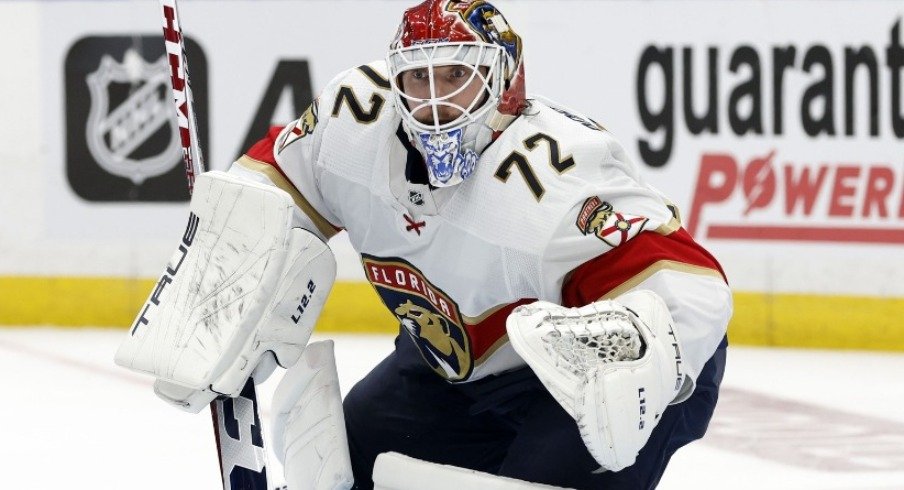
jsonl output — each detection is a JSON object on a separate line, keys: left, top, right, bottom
{"left": 2, "top": 328, "right": 902, "bottom": 489}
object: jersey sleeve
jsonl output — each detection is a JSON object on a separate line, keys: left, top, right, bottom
{"left": 541, "top": 131, "right": 731, "bottom": 402}
{"left": 227, "top": 69, "right": 355, "bottom": 242}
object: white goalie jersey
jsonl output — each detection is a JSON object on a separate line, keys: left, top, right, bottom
{"left": 232, "top": 61, "right": 732, "bottom": 392}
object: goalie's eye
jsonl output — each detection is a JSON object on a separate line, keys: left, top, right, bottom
{"left": 449, "top": 66, "right": 468, "bottom": 79}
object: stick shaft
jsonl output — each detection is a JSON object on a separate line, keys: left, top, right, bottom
{"left": 158, "top": 1, "right": 269, "bottom": 488}
{"left": 160, "top": 0, "right": 205, "bottom": 192}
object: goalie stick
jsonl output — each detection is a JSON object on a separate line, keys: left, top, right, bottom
{"left": 159, "top": 1, "right": 270, "bottom": 488}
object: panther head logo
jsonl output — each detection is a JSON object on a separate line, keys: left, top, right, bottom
{"left": 396, "top": 299, "right": 470, "bottom": 378}
{"left": 421, "top": 130, "right": 460, "bottom": 184}
{"left": 278, "top": 99, "right": 319, "bottom": 154}
{"left": 420, "top": 128, "right": 478, "bottom": 184}
{"left": 297, "top": 99, "right": 319, "bottom": 137}
{"left": 585, "top": 201, "right": 614, "bottom": 234}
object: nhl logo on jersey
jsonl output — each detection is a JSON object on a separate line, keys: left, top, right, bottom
{"left": 408, "top": 189, "right": 424, "bottom": 206}
{"left": 362, "top": 254, "right": 473, "bottom": 381}
{"left": 65, "top": 36, "right": 208, "bottom": 201}
{"left": 576, "top": 196, "right": 649, "bottom": 248}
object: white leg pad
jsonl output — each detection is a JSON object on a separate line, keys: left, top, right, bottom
{"left": 372, "top": 453, "right": 571, "bottom": 490}
{"left": 272, "top": 340, "right": 353, "bottom": 490}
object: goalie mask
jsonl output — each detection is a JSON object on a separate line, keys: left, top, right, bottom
{"left": 387, "top": 0, "right": 526, "bottom": 188}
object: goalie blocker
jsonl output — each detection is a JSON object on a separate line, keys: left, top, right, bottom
{"left": 115, "top": 171, "right": 337, "bottom": 412}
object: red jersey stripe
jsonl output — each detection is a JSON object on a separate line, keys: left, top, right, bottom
{"left": 562, "top": 228, "right": 727, "bottom": 307}
{"left": 244, "top": 125, "right": 284, "bottom": 165}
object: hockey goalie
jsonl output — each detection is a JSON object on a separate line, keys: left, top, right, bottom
{"left": 116, "top": 1, "right": 731, "bottom": 489}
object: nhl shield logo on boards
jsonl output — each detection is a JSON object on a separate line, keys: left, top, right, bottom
{"left": 86, "top": 51, "right": 179, "bottom": 185}
{"left": 65, "top": 36, "right": 208, "bottom": 201}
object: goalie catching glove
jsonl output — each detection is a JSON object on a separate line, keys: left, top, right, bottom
{"left": 115, "top": 171, "right": 336, "bottom": 413}
{"left": 506, "top": 290, "right": 686, "bottom": 472}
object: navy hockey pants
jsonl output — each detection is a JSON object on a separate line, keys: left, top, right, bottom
{"left": 343, "top": 335, "right": 727, "bottom": 489}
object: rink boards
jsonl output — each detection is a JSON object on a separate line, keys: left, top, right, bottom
{"left": 0, "top": 0, "right": 901, "bottom": 350}
{"left": 3, "top": 275, "right": 902, "bottom": 351}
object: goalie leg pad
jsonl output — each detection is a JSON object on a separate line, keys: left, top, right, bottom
{"left": 373, "top": 452, "right": 567, "bottom": 490}
{"left": 272, "top": 340, "right": 354, "bottom": 490}
{"left": 506, "top": 290, "right": 686, "bottom": 472}
{"left": 115, "top": 171, "right": 336, "bottom": 412}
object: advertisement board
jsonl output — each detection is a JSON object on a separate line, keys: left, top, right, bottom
{"left": 0, "top": 1, "right": 900, "bottom": 348}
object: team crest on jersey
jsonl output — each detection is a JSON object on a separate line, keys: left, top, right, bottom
{"left": 362, "top": 254, "right": 473, "bottom": 381}
{"left": 278, "top": 99, "right": 319, "bottom": 154}
{"left": 576, "top": 197, "right": 649, "bottom": 248}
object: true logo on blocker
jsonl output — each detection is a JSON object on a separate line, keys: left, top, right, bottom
{"left": 65, "top": 36, "right": 208, "bottom": 201}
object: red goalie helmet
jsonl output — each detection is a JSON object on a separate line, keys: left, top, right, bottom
{"left": 390, "top": 0, "right": 525, "bottom": 118}
{"left": 387, "top": 0, "right": 526, "bottom": 187}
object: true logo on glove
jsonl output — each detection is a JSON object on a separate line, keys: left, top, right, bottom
{"left": 666, "top": 323, "right": 685, "bottom": 392}
{"left": 131, "top": 213, "right": 199, "bottom": 335}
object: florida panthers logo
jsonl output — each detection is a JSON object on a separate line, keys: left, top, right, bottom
{"left": 362, "top": 255, "right": 473, "bottom": 380}
{"left": 295, "top": 100, "right": 319, "bottom": 137}
{"left": 395, "top": 300, "right": 470, "bottom": 376}
{"left": 419, "top": 128, "right": 478, "bottom": 184}
{"left": 278, "top": 99, "right": 319, "bottom": 154}
{"left": 576, "top": 197, "right": 650, "bottom": 249}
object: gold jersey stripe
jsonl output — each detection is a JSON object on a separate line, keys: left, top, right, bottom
{"left": 654, "top": 202, "right": 682, "bottom": 235}
{"left": 475, "top": 333, "right": 511, "bottom": 364}
{"left": 236, "top": 155, "right": 339, "bottom": 240}
{"left": 653, "top": 217, "right": 681, "bottom": 236}
{"left": 596, "top": 259, "right": 725, "bottom": 300}
{"left": 461, "top": 301, "right": 517, "bottom": 324}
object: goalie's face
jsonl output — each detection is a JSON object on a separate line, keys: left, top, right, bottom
{"left": 398, "top": 64, "right": 490, "bottom": 126}
{"left": 388, "top": 42, "right": 505, "bottom": 134}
